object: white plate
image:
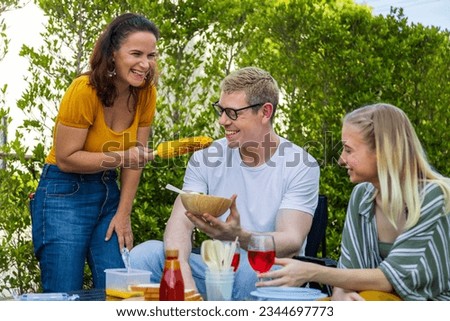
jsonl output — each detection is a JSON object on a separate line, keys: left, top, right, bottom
{"left": 251, "top": 287, "right": 327, "bottom": 301}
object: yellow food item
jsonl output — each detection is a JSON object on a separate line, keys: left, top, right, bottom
{"left": 185, "top": 293, "right": 203, "bottom": 301}
{"left": 106, "top": 288, "right": 143, "bottom": 299}
{"left": 129, "top": 283, "right": 159, "bottom": 293}
{"left": 141, "top": 286, "right": 203, "bottom": 301}
{"left": 154, "top": 136, "right": 213, "bottom": 159}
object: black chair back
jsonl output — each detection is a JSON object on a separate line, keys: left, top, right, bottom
{"left": 305, "top": 194, "right": 328, "bottom": 257}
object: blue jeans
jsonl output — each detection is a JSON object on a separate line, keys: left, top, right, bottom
{"left": 30, "top": 164, "right": 124, "bottom": 292}
{"left": 130, "top": 240, "right": 259, "bottom": 300}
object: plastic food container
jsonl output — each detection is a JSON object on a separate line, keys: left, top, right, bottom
{"left": 105, "top": 268, "right": 152, "bottom": 292}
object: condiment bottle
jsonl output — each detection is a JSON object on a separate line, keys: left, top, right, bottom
{"left": 159, "top": 249, "right": 185, "bottom": 301}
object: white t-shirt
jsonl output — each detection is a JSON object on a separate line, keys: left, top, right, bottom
{"left": 183, "top": 137, "right": 320, "bottom": 234}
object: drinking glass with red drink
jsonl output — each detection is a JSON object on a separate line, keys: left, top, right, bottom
{"left": 247, "top": 234, "right": 275, "bottom": 281}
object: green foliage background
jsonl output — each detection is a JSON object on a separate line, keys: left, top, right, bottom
{"left": 1, "top": 0, "right": 449, "bottom": 295}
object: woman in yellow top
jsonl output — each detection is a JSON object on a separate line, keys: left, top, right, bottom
{"left": 30, "top": 13, "right": 159, "bottom": 292}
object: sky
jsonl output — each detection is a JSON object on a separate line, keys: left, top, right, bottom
{"left": 355, "top": 0, "right": 450, "bottom": 30}
{"left": 0, "top": 3, "right": 47, "bottom": 142}
{"left": 1, "top": 1, "right": 449, "bottom": 143}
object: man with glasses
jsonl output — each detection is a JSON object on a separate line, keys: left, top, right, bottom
{"left": 130, "top": 67, "right": 320, "bottom": 300}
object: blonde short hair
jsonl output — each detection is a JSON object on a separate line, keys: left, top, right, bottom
{"left": 220, "top": 67, "right": 279, "bottom": 122}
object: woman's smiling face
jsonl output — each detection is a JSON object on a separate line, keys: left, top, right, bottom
{"left": 113, "top": 31, "right": 158, "bottom": 89}
{"left": 339, "top": 123, "right": 378, "bottom": 186}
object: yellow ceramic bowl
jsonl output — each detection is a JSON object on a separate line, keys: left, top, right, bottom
{"left": 180, "top": 193, "right": 232, "bottom": 217}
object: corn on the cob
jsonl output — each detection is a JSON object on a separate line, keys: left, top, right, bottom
{"left": 153, "top": 136, "right": 213, "bottom": 159}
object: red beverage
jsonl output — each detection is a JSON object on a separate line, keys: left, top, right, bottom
{"left": 231, "top": 252, "right": 240, "bottom": 272}
{"left": 248, "top": 250, "right": 275, "bottom": 273}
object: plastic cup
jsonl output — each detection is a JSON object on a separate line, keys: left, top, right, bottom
{"left": 205, "top": 268, "right": 234, "bottom": 301}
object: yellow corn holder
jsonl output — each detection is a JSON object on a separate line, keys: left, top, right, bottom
{"left": 153, "top": 136, "right": 213, "bottom": 159}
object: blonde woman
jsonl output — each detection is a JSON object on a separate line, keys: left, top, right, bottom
{"left": 258, "top": 103, "right": 450, "bottom": 300}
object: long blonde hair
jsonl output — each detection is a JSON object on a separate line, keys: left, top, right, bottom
{"left": 344, "top": 103, "right": 450, "bottom": 229}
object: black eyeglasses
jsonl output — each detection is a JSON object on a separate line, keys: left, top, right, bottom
{"left": 211, "top": 101, "right": 264, "bottom": 120}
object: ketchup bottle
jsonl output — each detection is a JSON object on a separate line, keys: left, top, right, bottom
{"left": 159, "top": 249, "right": 185, "bottom": 301}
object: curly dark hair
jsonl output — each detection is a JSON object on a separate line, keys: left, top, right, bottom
{"left": 85, "top": 13, "right": 160, "bottom": 109}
